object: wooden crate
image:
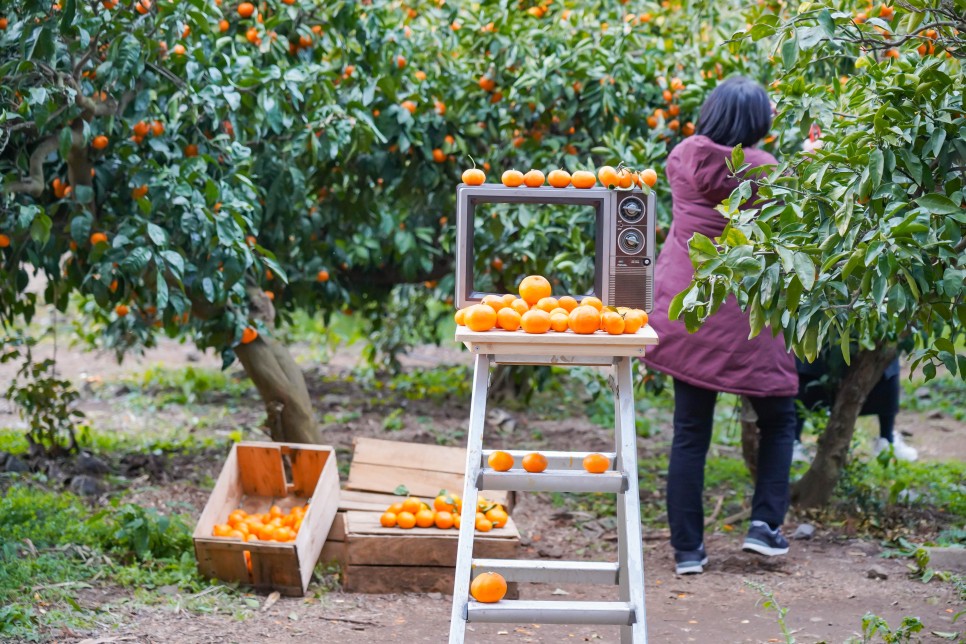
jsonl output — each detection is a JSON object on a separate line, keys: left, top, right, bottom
{"left": 320, "top": 437, "right": 520, "bottom": 594}
{"left": 193, "top": 442, "right": 339, "bottom": 596}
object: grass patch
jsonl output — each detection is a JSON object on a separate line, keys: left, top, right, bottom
{"left": 901, "top": 372, "right": 966, "bottom": 421}
{"left": 116, "top": 364, "right": 254, "bottom": 407}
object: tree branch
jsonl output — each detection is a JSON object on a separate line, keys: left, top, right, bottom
{"left": 4, "top": 136, "right": 59, "bottom": 197}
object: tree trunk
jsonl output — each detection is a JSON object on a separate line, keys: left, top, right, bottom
{"left": 791, "top": 345, "right": 897, "bottom": 509}
{"left": 235, "top": 333, "right": 322, "bottom": 444}
{"left": 739, "top": 396, "right": 759, "bottom": 482}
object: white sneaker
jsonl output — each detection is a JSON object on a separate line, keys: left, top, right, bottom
{"left": 874, "top": 436, "right": 919, "bottom": 462}
{"left": 791, "top": 440, "right": 809, "bottom": 464}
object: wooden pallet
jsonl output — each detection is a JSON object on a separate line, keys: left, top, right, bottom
{"left": 192, "top": 442, "right": 339, "bottom": 596}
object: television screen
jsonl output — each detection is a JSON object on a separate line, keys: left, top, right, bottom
{"left": 469, "top": 201, "right": 598, "bottom": 299}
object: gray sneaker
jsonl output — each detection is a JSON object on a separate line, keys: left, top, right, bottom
{"left": 674, "top": 545, "right": 708, "bottom": 575}
{"left": 743, "top": 523, "right": 789, "bottom": 557}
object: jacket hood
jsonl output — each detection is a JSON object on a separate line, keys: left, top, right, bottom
{"left": 670, "top": 135, "right": 773, "bottom": 204}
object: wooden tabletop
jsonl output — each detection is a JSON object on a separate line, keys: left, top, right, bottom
{"left": 455, "top": 325, "right": 659, "bottom": 358}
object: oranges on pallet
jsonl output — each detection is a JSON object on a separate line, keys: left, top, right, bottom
{"left": 211, "top": 504, "right": 307, "bottom": 543}
{"left": 379, "top": 490, "right": 509, "bottom": 533}
{"left": 455, "top": 275, "right": 648, "bottom": 335}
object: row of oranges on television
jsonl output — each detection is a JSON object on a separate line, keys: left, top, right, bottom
{"left": 211, "top": 504, "right": 306, "bottom": 542}
{"left": 461, "top": 165, "right": 658, "bottom": 190}
{"left": 456, "top": 275, "right": 648, "bottom": 335}
{"left": 379, "top": 491, "right": 509, "bottom": 533}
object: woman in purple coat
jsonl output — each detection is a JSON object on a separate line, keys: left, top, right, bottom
{"left": 643, "top": 77, "right": 798, "bottom": 575}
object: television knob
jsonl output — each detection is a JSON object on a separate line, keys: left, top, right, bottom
{"left": 624, "top": 231, "right": 641, "bottom": 248}
{"left": 619, "top": 197, "right": 645, "bottom": 223}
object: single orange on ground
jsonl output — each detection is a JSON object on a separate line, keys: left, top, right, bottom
{"left": 396, "top": 511, "right": 416, "bottom": 529}
{"left": 549, "top": 312, "right": 569, "bottom": 332}
{"left": 501, "top": 169, "right": 524, "bottom": 187}
{"left": 510, "top": 298, "right": 530, "bottom": 315}
{"left": 470, "top": 572, "right": 508, "bottom": 603}
{"left": 488, "top": 450, "right": 514, "bottom": 471}
{"left": 462, "top": 168, "right": 486, "bottom": 185}
{"left": 581, "top": 296, "right": 604, "bottom": 311}
{"left": 547, "top": 169, "right": 571, "bottom": 188}
{"left": 556, "top": 295, "right": 578, "bottom": 312}
{"left": 401, "top": 497, "right": 422, "bottom": 514}
{"left": 583, "top": 453, "right": 610, "bottom": 473}
{"left": 414, "top": 509, "right": 436, "bottom": 528}
{"left": 435, "top": 511, "right": 455, "bottom": 529}
{"left": 518, "top": 275, "right": 552, "bottom": 305}
{"left": 464, "top": 304, "right": 497, "bottom": 331}
{"left": 523, "top": 169, "right": 545, "bottom": 187}
{"left": 569, "top": 305, "right": 600, "bottom": 334}
{"left": 598, "top": 165, "right": 620, "bottom": 189}
{"left": 640, "top": 168, "right": 657, "bottom": 187}
{"left": 571, "top": 170, "right": 597, "bottom": 189}
{"left": 454, "top": 307, "right": 468, "bottom": 326}
{"left": 535, "top": 296, "right": 559, "bottom": 313}
{"left": 522, "top": 452, "right": 548, "bottom": 473}
{"left": 485, "top": 507, "right": 508, "bottom": 528}
{"left": 496, "top": 307, "right": 522, "bottom": 331}
{"left": 481, "top": 294, "right": 506, "bottom": 312}
{"left": 521, "top": 309, "right": 551, "bottom": 334}
{"left": 623, "top": 309, "right": 646, "bottom": 334}
{"left": 475, "top": 516, "right": 493, "bottom": 532}
{"left": 601, "top": 310, "right": 625, "bottom": 335}
{"left": 380, "top": 511, "right": 398, "bottom": 528}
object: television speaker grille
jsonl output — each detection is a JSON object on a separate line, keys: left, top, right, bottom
{"left": 609, "top": 266, "right": 651, "bottom": 311}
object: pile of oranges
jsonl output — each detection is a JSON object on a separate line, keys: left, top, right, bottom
{"left": 455, "top": 274, "right": 648, "bottom": 335}
{"left": 211, "top": 504, "right": 307, "bottom": 543}
{"left": 379, "top": 491, "right": 510, "bottom": 533}
{"left": 461, "top": 164, "right": 658, "bottom": 190}
{"left": 488, "top": 450, "right": 610, "bottom": 474}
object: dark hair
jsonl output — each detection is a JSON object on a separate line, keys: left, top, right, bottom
{"left": 696, "top": 76, "right": 772, "bottom": 147}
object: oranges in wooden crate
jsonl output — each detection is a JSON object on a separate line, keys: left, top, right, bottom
{"left": 455, "top": 274, "right": 648, "bottom": 335}
{"left": 379, "top": 490, "right": 509, "bottom": 533}
{"left": 211, "top": 504, "right": 307, "bottom": 543}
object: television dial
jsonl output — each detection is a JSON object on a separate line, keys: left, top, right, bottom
{"left": 619, "top": 197, "right": 645, "bottom": 224}
{"left": 618, "top": 229, "right": 645, "bottom": 254}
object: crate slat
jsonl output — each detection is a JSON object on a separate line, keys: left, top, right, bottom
{"left": 236, "top": 444, "right": 288, "bottom": 497}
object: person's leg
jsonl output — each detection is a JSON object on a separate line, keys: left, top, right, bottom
{"left": 667, "top": 379, "right": 717, "bottom": 554}
{"left": 744, "top": 395, "right": 796, "bottom": 555}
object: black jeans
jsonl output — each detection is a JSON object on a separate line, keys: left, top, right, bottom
{"left": 667, "top": 378, "right": 796, "bottom": 552}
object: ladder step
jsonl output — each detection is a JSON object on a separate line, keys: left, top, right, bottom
{"left": 478, "top": 470, "right": 626, "bottom": 493}
{"left": 482, "top": 450, "right": 616, "bottom": 471}
{"left": 466, "top": 600, "right": 635, "bottom": 625}
{"left": 472, "top": 558, "right": 619, "bottom": 584}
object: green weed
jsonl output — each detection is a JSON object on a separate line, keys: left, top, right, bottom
{"left": 118, "top": 365, "right": 253, "bottom": 407}
{"left": 745, "top": 580, "right": 794, "bottom": 643}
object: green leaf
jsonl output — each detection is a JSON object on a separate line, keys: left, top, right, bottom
{"left": 58, "top": 127, "right": 73, "bottom": 160}
{"left": 916, "top": 194, "right": 960, "bottom": 215}
{"left": 73, "top": 184, "right": 94, "bottom": 204}
{"left": 793, "top": 252, "right": 815, "bottom": 290}
{"left": 868, "top": 149, "right": 883, "bottom": 189}
{"left": 688, "top": 233, "right": 719, "bottom": 264}
{"left": 730, "top": 145, "right": 745, "bottom": 172}
{"left": 202, "top": 277, "right": 216, "bottom": 302}
{"left": 147, "top": 223, "right": 166, "bottom": 246}
{"left": 781, "top": 34, "right": 798, "bottom": 69}
{"left": 60, "top": 0, "right": 77, "bottom": 29}
{"left": 30, "top": 213, "right": 52, "bottom": 244}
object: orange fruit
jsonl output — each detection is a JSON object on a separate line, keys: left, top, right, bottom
{"left": 521, "top": 309, "right": 551, "bottom": 334}
{"left": 532, "top": 296, "right": 557, "bottom": 313}
{"left": 462, "top": 168, "right": 486, "bottom": 185}
{"left": 241, "top": 326, "right": 258, "bottom": 344}
{"left": 623, "top": 309, "right": 646, "bottom": 334}
{"left": 237, "top": 1, "right": 254, "bottom": 16}
{"left": 454, "top": 308, "right": 468, "bottom": 325}
{"left": 571, "top": 170, "right": 597, "bottom": 189}
{"left": 523, "top": 169, "right": 545, "bottom": 187}
{"left": 475, "top": 516, "right": 493, "bottom": 532}
{"left": 501, "top": 170, "right": 524, "bottom": 187}
{"left": 115, "top": 304, "right": 129, "bottom": 317}
{"left": 549, "top": 312, "right": 569, "bottom": 332}
{"left": 479, "top": 75, "right": 496, "bottom": 92}
{"left": 640, "top": 168, "right": 657, "bottom": 187}
{"left": 501, "top": 293, "right": 516, "bottom": 305}
{"left": 617, "top": 168, "right": 635, "bottom": 189}
{"left": 496, "top": 307, "right": 522, "bottom": 331}
{"left": 433, "top": 494, "right": 456, "bottom": 513}
{"left": 470, "top": 572, "right": 507, "bottom": 603}
{"left": 396, "top": 511, "right": 416, "bottom": 529}
{"left": 213, "top": 524, "right": 232, "bottom": 537}
{"left": 569, "top": 305, "right": 600, "bottom": 334}
{"left": 380, "top": 512, "right": 397, "bottom": 527}
{"left": 401, "top": 497, "right": 422, "bottom": 514}
{"left": 92, "top": 135, "right": 109, "bottom": 149}
{"left": 432, "top": 148, "right": 446, "bottom": 163}
{"left": 601, "top": 310, "right": 625, "bottom": 335}
{"left": 557, "top": 295, "right": 578, "bottom": 312}
{"left": 89, "top": 232, "right": 108, "bottom": 246}
{"left": 0, "top": 234, "right": 9, "bottom": 248}
{"left": 435, "top": 511, "right": 455, "bottom": 529}
{"left": 132, "top": 185, "right": 148, "bottom": 200}
{"left": 583, "top": 453, "right": 610, "bottom": 473}
{"left": 387, "top": 502, "right": 405, "bottom": 516}
{"left": 522, "top": 452, "right": 548, "bottom": 473}
{"left": 548, "top": 307, "right": 568, "bottom": 317}
{"left": 481, "top": 294, "right": 506, "bottom": 312}
{"left": 133, "top": 120, "right": 150, "bottom": 137}
{"left": 315, "top": 269, "right": 329, "bottom": 282}
{"left": 401, "top": 100, "right": 417, "bottom": 113}
{"left": 485, "top": 507, "right": 508, "bottom": 528}
{"left": 488, "top": 450, "right": 514, "bottom": 471}
{"left": 464, "top": 304, "right": 497, "bottom": 331}
{"left": 454, "top": 513, "right": 461, "bottom": 529}
{"left": 581, "top": 296, "right": 604, "bottom": 311}
{"left": 510, "top": 298, "right": 530, "bottom": 315}
{"left": 518, "top": 275, "right": 552, "bottom": 305}
{"left": 548, "top": 168, "right": 571, "bottom": 188}
{"left": 415, "top": 509, "right": 436, "bottom": 528}
{"left": 184, "top": 144, "right": 199, "bottom": 157}
{"left": 598, "top": 165, "right": 620, "bottom": 189}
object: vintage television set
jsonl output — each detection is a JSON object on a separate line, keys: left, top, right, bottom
{"left": 454, "top": 184, "right": 655, "bottom": 311}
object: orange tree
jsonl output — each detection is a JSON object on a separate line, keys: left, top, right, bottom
{"left": 1, "top": 0, "right": 768, "bottom": 445}
{"left": 673, "top": 1, "right": 964, "bottom": 506}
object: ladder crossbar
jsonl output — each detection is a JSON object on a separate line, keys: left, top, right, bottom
{"left": 478, "top": 470, "right": 626, "bottom": 493}
{"left": 466, "top": 600, "right": 635, "bottom": 625}
{"left": 471, "top": 558, "right": 619, "bottom": 584}
{"left": 481, "top": 450, "right": 616, "bottom": 471}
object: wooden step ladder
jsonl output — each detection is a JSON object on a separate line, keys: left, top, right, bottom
{"left": 448, "top": 327, "right": 659, "bottom": 643}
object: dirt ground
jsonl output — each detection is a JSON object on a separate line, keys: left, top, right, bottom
{"left": 2, "top": 328, "right": 965, "bottom": 643}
